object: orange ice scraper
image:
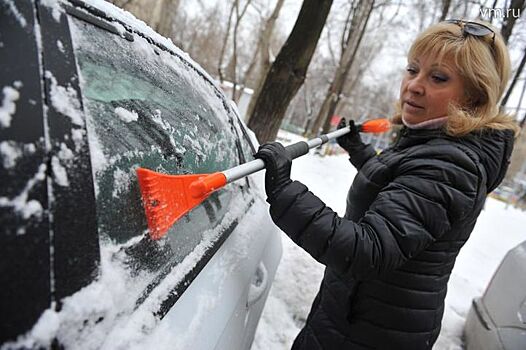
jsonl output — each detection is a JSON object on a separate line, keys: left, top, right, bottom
{"left": 136, "top": 118, "right": 391, "bottom": 240}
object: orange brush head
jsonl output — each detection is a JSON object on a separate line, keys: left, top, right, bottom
{"left": 361, "top": 118, "right": 391, "bottom": 133}
{"left": 136, "top": 168, "right": 225, "bottom": 240}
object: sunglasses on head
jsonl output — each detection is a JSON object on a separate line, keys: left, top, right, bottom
{"left": 444, "top": 19, "right": 495, "bottom": 43}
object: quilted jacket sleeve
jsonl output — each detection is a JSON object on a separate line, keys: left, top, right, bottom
{"left": 347, "top": 142, "right": 377, "bottom": 170}
{"left": 268, "top": 145, "right": 480, "bottom": 279}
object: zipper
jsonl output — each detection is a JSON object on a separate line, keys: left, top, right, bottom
{"left": 393, "top": 127, "right": 408, "bottom": 149}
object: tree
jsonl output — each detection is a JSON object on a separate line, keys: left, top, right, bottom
{"left": 247, "top": 0, "right": 333, "bottom": 143}
{"left": 502, "top": 48, "right": 526, "bottom": 107}
{"left": 154, "top": 0, "right": 182, "bottom": 38}
{"left": 500, "top": 0, "right": 525, "bottom": 44}
{"left": 218, "top": 1, "right": 237, "bottom": 84}
{"left": 307, "top": 0, "right": 375, "bottom": 137}
{"left": 229, "top": 0, "right": 254, "bottom": 100}
{"left": 439, "top": 0, "right": 451, "bottom": 21}
{"left": 240, "top": 0, "right": 285, "bottom": 106}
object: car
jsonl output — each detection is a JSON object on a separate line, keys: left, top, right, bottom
{"left": 489, "top": 185, "right": 517, "bottom": 204}
{"left": 463, "top": 240, "right": 526, "bottom": 350}
{"left": 0, "top": 0, "right": 282, "bottom": 348}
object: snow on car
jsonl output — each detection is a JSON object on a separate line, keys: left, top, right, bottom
{"left": 0, "top": 1, "right": 282, "bottom": 349}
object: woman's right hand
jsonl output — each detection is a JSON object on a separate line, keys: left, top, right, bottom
{"left": 255, "top": 142, "right": 293, "bottom": 201}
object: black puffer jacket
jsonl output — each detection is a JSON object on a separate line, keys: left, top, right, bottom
{"left": 268, "top": 127, "right": 514, "bottom": 349}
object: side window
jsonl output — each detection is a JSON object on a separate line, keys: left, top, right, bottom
{"left": 68, "top": 16, "right": 245, "bottom": 280}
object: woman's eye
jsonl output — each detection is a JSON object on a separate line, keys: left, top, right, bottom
{"left": 406, "top": 67, "right": 417, "bottom": 75}
{"left": 432, "top": 74, "right": 448, "bottom": 82}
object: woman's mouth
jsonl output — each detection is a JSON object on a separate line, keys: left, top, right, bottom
{"left": 404, "top": 100, "right": 423, "bottom": 109}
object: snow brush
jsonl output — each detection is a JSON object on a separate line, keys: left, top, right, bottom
{"left": 136, "top": 118, "right": 391, "bottom": 239}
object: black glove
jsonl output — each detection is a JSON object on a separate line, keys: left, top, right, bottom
{"left": 336, "top": 118, "right": 363, "bottom": 153}
{"left": 255, "top": 142, "right": 292, "bottom": 201}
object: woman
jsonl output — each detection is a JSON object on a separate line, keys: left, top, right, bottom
{"left": 255, "top": 20, "right": 519, "bottom": 349}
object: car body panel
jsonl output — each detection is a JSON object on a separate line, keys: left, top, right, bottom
{"left": 0, "top": 0, "right": 50, "bottom": 339}
{"left": 464, "top": 241, "right": 526, "bottom": 350}
{"left": 38, "top": 0, "right": 101, "bottom": 303}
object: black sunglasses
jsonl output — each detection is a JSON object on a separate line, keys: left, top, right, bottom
{"left": 445, "top": 19, "right": 495, "bottom": 43}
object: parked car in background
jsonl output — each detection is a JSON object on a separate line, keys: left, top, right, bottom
{"left": 464, "top": 240, "right": 526, "bottom": 350}
{"left": 489, "top": 185, "right": 518, "bottom": 204}
{"left": 0, "top": 0, "right": 281, "bottom": 348}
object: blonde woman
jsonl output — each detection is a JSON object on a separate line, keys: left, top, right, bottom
{"left": 255, "top": 19, "right": 519, "bottom": 349}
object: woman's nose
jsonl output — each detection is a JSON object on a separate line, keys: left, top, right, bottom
{"left": 407, "top": 76, "right": 425, "bottom": 95}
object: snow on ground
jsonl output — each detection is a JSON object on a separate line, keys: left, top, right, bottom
{"left": 251, "top": 130, "right": 526, "bottom": 350}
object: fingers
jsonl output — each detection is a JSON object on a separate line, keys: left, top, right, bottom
{"left": 337, "top": 118, "right": 347, "bottom": 130}
{"left": 257, "top": 142, "right": 285, "bottom": 155}
{"left": 348, "top": 120, "right": 360, "bottom": 135}
{"left": 255, "top": 142, "right": 286, "bottom": 162}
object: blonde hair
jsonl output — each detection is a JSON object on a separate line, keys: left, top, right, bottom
{"left": 392, "top": 20, "right": 520, "bottom": 137}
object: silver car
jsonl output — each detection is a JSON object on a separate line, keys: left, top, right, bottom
{"left": 464, "top": 240, "right": 526, "bottom": 350}
{"left": 0, "top": 0, "right": 281, "bottom": 348}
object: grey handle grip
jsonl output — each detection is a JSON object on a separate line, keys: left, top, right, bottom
{"left": 285, "top": 141, "right": 309, "bottom": 159}
{"left": 223, "top": 127, "right": 351, "bottom": 184}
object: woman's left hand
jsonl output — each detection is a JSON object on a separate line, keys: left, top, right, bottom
{"left": 255, "top": 142, "right": 292, "bottom": 201}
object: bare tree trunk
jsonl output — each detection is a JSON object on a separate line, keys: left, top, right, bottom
{"left": 308, "top": 0, "right": 375, "bottom": 137}
{"left": 230, "top": 0, "right": 253, "bottom": 101}
{"left": 488, "top": 0, "right": 499, "bottom": 22}
{"left": 247, "top": 0, "right": 333, "bottom": 143}
{"left": 500, "top": 0, "right": 525, "bottom": 45}
{"left": 218, "top": 1, "right": 236, "bottom": 84}
{"left": 502, "top": 48, "right": 526, "bottom": 106}
{"left": 155, "top": 0, "right": 182, "bottom": 38}
{"left": 234, "top": 0, "right": 284, "bottom": 104}
{"left": 150, "top": 0, "right": 166, "bottom": 31}
{"left": 439, "top": 0, "right": 451, "bottom": 21}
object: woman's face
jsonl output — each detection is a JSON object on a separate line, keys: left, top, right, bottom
{"left": 400, "top": 54, "right": 465, "bottom": 124}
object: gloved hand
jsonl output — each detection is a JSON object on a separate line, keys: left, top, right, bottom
{"left": 255, "top": 142, "right": 292, "bottom": 201}
{"left": 336, "top": 118, "right": 363, "bottom": 153}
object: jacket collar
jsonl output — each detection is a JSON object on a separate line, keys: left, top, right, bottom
{"left": 394, "top": 126, "right": 448, "bottom": 150}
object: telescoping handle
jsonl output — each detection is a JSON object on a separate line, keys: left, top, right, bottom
{"left": 222, "top": 125, "right": 356, "bottom": 184}
{"left": 138, "top": 118, "right": 390, "bottom": 239}
{"left": 191, "top": 118, "right": 391, "bottom": 196}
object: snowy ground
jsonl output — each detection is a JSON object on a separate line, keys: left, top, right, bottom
{"left": 251, "top": 131, "right": 526, "bottom": 350}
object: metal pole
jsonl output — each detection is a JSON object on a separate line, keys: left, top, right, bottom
{"left": 223, "top": 127, "right": 352, "bottom": 183}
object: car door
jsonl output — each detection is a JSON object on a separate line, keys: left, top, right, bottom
{"left": 1, "top": 0, "right": 102, "bottom": 344}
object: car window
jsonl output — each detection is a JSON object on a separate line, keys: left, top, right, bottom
{"left": 68, "top": 16, "right": 246, "bottom": 290}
